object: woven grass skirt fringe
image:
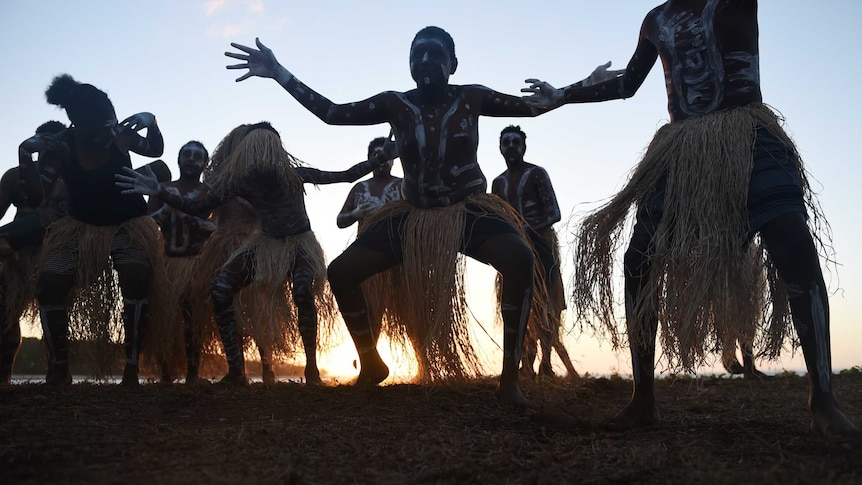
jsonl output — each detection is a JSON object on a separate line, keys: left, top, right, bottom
{"left": 40, "top": 216, "right": 172, "bottom": 377}
{"left": 573, "top": 103, "right": 825, "bottom": 371}
{"left": 1, "top": 245, "right": 40, "bottom": 332}
{"left": 361, "top": 193, "right": 551, "bottom": 382}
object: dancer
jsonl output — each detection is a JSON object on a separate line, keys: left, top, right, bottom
{"left": 225, "top": 26, "right": 555, "bottom": 404}
{"left": 336, "top": 137, "right": 402, "bottom": 230}
{"left": 0, "top": 121, "right": 66, "bottom": 383}
{"left": 25, "top": 74, "right": 169, "bottom": 386}
{"left": 523, "top": 0, "right": 858, "bottom": 438}
{"left": 148, "top": 141, "right": 216, "bottom": 382}
{"left": 491, "top": 125, "right": 577, "bottom": 379}
{"left": 117, "top": 121, "right": 394, "bottom": 385}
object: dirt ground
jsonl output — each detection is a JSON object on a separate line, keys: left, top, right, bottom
{"left": 1, "top": 371, "right": 861, "bottom": 484}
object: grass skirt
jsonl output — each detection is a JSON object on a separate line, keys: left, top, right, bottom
{"left": 362, "top": 193, "right": 550, "bottom": 382}
{"left": 226, "top": 230, "right": 338, "bottom": 357}
{"left": 572, "top": 104, "right": 823, "bottom": 371}
{"left": 155, "top": 255, "right": 199, "bottom": 378}
{"left": 40, "top": 216, "right": 172, "bottom": 377}
{"left": 1, "top": 246, "right": 40, "bottom": 332}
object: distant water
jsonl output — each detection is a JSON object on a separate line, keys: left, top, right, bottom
{"left": 9, "top": 374, "right": 319, "bottom": 385}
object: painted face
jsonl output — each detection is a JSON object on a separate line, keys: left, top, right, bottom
{"left": 178, "top": 144, "right": 207, "bottom": 178}
{"left": 499, "top": 132, "right": 525, "bottom": 161}
{"left": 409, "top": 37, "right": 454, "bottom": 87}
{"left": 370, "top": 146, "right": 393, "bottom": 176}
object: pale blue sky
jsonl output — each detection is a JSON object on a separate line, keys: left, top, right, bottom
{"left": 1, "top": 1, "right": 859, "bottom": 377}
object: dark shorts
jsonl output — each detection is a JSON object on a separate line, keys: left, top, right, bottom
{"left": 633, "top": 126, "right": 806, "bottom": 241}
{"left": 353, "top": 203, "right": 520, "bottom": 262}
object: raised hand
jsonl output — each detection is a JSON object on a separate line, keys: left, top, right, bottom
{"left": 581, "top": 61, "right": 625, "bottom": 87}
{"left": 19, "top": 132, "right": 64, "bottom": 155}
{"left": 120, "top": 112, "right": 156, "bottom": 132}
{"left": 115, "top": 166, "right": 161, "bottom": 196}
{"left": 521, "top": 79, "right": 565, "bottom": 109}
{"left": 225, "top": 38, "right": 280, "bottom": 82}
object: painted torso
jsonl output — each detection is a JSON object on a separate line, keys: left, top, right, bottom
{"left": 647, "top": 0, "right": 761, "bottom": 121}
{"left": 492, "top": 164, "right": 561, "bottom": 231}
{"left": 151, "top": 183, "right": 215, "bottom": 257}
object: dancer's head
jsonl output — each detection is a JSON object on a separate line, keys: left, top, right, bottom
{"left": 410, "top": 26, "right": 458, "bottom": 88}
{"left": 368, "top": 136, "right": 392, "bottom": 176}
{"left": 499, "top": 125, "right": 526, "bottom": 165}
{"left": 178, "top": 141, "right": 209, "bottom": 180}
{"left": 45, "top": 74, "right": 117, "bottom": 149}
{"left": 35, "top": 120, "right": 67, "bottom": 136}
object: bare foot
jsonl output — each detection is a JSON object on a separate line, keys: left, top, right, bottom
{"left": 495, "top": 381, "right": 528, "bottom": 408}
{"left": 811, "top": 398, "right": 860, "bottom": 442}
{"left": 355, "top": 354, "right": 389, "bottom": 386}
{"left": 121, "top": 364, "right": 140, "bottom": 387}
{"left": 305, "top": 367, "right": 323, "bottom": 386}
{"left": 607, "top": 401, "right": 660, "bottom": 430}
{"left": 45, "top": 363, "right": 72, "bottom": 386}
{"left": 724, "top": 359, "right": 745, "bottom": 375}
{"left": 217, "top": 368, "right": 248, "bottom": 386}
{"left": 743, "top": 367, "right": 766, "bottom": 379}
{"left": 538, "top": 361, "right": 555, "bottom": 379}
{"left": 261, "top": 365, "right": 276, "bottom": 385}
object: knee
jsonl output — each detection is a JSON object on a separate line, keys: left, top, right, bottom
{"left": 326, "top": 256, "right": 354, "bottom": 293}
{"left": 506, "top": 238, "right": 535, "bottom": 277}
{"left": 210, "top": 275, "right": 235, "bottom": 310}
{"left": 293, "top": 283, "right": 316, "bottom": 312}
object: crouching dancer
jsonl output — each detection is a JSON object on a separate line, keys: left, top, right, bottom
{"left": 117, "top": 122, "right": 394, "bottom": 385}
{"left": 225, "top": 26, "right": 557, "bottom": 404}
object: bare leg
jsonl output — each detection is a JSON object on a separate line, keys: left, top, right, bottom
{"left": 551, "top": 331, "right": 580, "bottom": 379}
{"left": 536, "top": 314, "right": 556, "bottom": 378}
{"left": 0, "top": 290, "right": 22, "bottom": 384}
{"left": 211, "top": 250, "right": 256, "bottom": 386}
{"left": 256, "top": 341, "right": 275, "bottom": 385}
{"left": 113, "top": 241, "right": 152, "bottom": 387}
{"left": 740, "top": 340, "right": 765, "bottom": 378}
{"left": 327, "top": 243, "right": 398, "bottom": 386}
{"left": 182, "top": 296, "right": 201, "bottom": 384}
{"left": 35, "top": 266, "right": 75, "bottom": 386}
{"left": 467, "top": 233, "right": 534, "bottom": 407}
{"left": 611, "top": 229, "right": 660, "bottom": 428}
{"left": 723, "top": 344, "right": 746, "bottom": 375}
{"left": 291, "top": 252, "right": 322, "bottom": 385}
{"left": 521, "top": 336, "right": 538, "bottom": 378}
{"left": 760, "top": 213, "right": 858, "bottom": 439}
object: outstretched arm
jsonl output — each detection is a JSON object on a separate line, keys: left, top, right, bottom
{"left": 523, "top": 18, "right": 658, "bottom": 107}
{"left": 297, "top": 160, "right": 376, "bottom": 186}
{"left": 475, "top": 85, "right": 555, "bottom": 118}
{"left": 116, "top": 167, "right": 227, "bottom": 216}
{"left": 225, "top": 38, "right": 391, "bottom": 126}
{"left": 118, "top": 112, "right": 164, "bottom": 157}
{"left": 298, "top": 136, "right": 397, "bottom": 185}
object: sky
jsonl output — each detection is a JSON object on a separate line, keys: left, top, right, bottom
{"left": 0, "top": 1, "right": 860, "bottom": 380}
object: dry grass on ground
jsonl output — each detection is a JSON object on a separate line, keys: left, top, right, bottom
{"left": 1, "top": 372, "right": 861, "bottom": 484}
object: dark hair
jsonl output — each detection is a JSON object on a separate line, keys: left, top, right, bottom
{"left": 179, "top": 140, "right": 209, "bottom": 161}
{"left": 500, "top": 125, "right": 526, "bottom": 144}
{"left": 45, "top": 74, "right": 116, "bottom": 128}
{"left": 245, "top": 121, "right": 280, "bottom": 137}
{"left": 36, "top": 120, "right": 67, "bottom": 135}
{"left": 412, "top": 26, "right": 456, "bottom": 59}
{"left": 367, "top": 137, "right": 388, "bottom": 159}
